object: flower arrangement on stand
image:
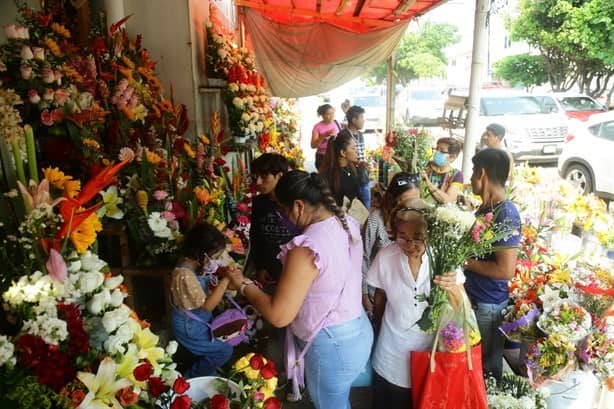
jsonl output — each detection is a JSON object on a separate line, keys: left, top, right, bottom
{"left": 384, "top": 126, "right": 433, "bottom": 174}
{"left": 0, "top": 2, "right": 188, "bottom": 177}
{"left": 486, "top": 373, "right": 548, "bottom": 409}
{"left": 0, "top": 150, "right": 192, "bottom": 408}
{"left": 190, "top": 353, "right": 282, "bottom": 409}
{"left": 269, "top": 97, "right": 303, "bottom": 169}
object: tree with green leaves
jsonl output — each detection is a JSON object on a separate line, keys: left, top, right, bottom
{"left": 364, "top": 22, "right": 460, "bottom": 86}
{"left": 493, "top": 53, "right": 548, "bottom": 91}
{"left": 511, "top": 0, "right": 613, "bottom": 98}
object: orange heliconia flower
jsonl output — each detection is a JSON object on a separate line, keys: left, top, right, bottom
{"left": 194, "top": 186, "right": 212, "bottom": 205}
{"left": 62, "top": 65, "right": 84, "bottom": 83}
{"left": 145, "top": 150, "right": 162, "bottom": 165}
{"left": 183, "top": 142, "right": 196, "bottom": 158}
{"left": 121, "top": 56, "right": 135, "bottom": 69}
{"left": 44, "top": 37, "right": 62, "bottom": 57}
{"left": 121, "top": 106, "right": 136, "bottom": 121}
{"left": 51, "top": 22, "right": 71, "bottom": 38}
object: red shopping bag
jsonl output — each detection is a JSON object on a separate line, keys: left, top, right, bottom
{"left": 410, "top": 343, "right": 488, "bottom": 409}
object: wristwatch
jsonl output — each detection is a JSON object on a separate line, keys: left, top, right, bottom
{"left": 240, "top": 279, "right": 255, "bottom": 296}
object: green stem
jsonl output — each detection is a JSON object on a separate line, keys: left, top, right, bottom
{"left": 24, "top": 125, "right": 39, "bottom": 184}
{"left": 11, "top": 139, "right": 27, "bottom": 186}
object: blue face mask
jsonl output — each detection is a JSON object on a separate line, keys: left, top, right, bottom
{"left": 433, "top": 151, "right": 448, "bottom": 167}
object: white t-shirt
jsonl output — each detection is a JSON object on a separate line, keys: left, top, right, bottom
{"left": 366, "top": 243, "right": 433, "bottom": 388}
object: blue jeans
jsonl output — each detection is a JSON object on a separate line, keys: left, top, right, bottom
{"left": 359, "top": 182, "right": 371, "bottom": 210}
{"left": 301, "top": 312, "right": 374, "bottom": 409}
{"left": 171, "top": 306, "right": 233, "bottom": 378}
{"left": 473, "top": 300, "right": 508, "bottom": 380}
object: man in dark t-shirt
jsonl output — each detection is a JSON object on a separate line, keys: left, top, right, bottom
{"left": 249, "top": 153, "right": 294, "bottom": 284}
{"left": 464, "top": 148, "right": 521, "bottom": 380}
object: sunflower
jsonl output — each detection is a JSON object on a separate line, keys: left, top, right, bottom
{"left": 43, "top": 167, "right": 72, "bottom": 190}
{"left": 71, "top": 212, "right": 103, "bottom": 253}
{"left": 64, "top": 179, "right": 81, "bottom": 199}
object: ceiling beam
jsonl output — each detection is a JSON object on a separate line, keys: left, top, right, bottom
{"left": 393, "top": 0, "right": 416, "bottom": 15}
{"left": 336, "top": 0, "right": 351, "bottom": 16}
{"left": 235, "top": 0, "right": 401, "bottom": 28}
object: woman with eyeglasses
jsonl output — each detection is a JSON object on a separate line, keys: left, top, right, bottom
{"left": 169, "top": 222, "right": 236, "bottom": 377}
{"left": 422, "top": 137, "right": 464, "bottom": 204}
{"left": 366, "top": 198, "right": 465, "bottom": 409}
{"left": 361, "top": 172, "right": 421, "bottom": 318}
{"left": 226, "top": 171, "right": 373, "bottom": 409}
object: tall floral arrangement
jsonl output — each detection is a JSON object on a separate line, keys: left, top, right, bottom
{"left": 269, "top": 97, "right": 303, "bottom": 168}
{"left": 0, "top": 2, "right": 188, "bottom": 176}
{"left": 384, "top": 126, "right": 433, "bottom": 174}
{"left": 205, "top": 11, "right": 272, "bottom": 144}
{"left": 0, "top": 151, "right": 195, "bottom": 408}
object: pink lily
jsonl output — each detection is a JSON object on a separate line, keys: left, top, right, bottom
{"left": 46, "top": 248, "right": 68, "bottom": 282}
{"left": 17, "top": 179, "right": 65, "bottom": 214}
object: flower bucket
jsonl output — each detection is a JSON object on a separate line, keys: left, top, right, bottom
{"left": 537, "top": 370, "right": 599, "bottom": 409}
{"left": 186, "top": 376, "right": 242, "bottom": 404}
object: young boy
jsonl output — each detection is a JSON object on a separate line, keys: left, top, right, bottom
{"left": 464, "top": 148, "right": 521, "bottom": 380}
{"left": 249, "top": 153, "right": 294, "bottom": 285}
{"left": 338, "top": 105, "right": 371, "bottom": 209}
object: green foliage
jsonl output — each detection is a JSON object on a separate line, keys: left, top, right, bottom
{"left": 364, "top": 22, "right": 460, "bottom": 86}
{"left": 1, "top": 375, "right": 71, "bottom": 409}
{"left": 511, "top": 0, "right": 614, "bottom": 96}
{"left": 493, "top": 53, "right": 548, "bottom": 90}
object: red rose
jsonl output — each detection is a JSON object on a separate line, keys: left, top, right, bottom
{"left": 117, "top": 387, "right": 139, "bottom": 406}
{"left": 133, "top": 362, "right": 153, "bottom": 381}
{"left": 148, "top": 376, "right": 167, "bottom": 397}
{"left": 170, "top": 395, "right": 191, "bottom": 409}
{"left": 260, "top": 361, "right": 278, "bottom": 380}
{"left": 172, "top": 377, "right": 190, "bottom": 394}
{"left": 210, "top": 394, "right": 229, "bottom": 409}
{"left": 264, "top": 397, "right": 282, "bottom": 409}
{"left": 215, "top": 157, "right": 226, "bottom": 166}
{"left": 249, "top": 354, "right": 265, "bottom": 370}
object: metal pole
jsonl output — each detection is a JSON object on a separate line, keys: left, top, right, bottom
{"left": 461, "top": 0, "right": 490, "bottom": 177}
{"left": 385, "top": 55, "right": 394, "bottom": 134}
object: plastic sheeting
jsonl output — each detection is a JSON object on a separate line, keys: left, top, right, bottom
{"left": 244, "top": 7, "right": 409, "bottom": 97}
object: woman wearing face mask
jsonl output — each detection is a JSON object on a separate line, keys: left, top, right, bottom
{"left": 319, "top": 132, "right": 366, "bottom": 207}
{"left": 311, "top": 104, "right": 342, "bottom": 170}
{"left": 421, "top": 137, "right": 464, "bottom": 204}
{"left": 169, "top": 222, "right": 236, "bottom": 378}
{"left": 361, "top": 172, "right": 421, "bottom": 318}
{"left": 227, "top": 170, "right": 373, "bottom": 409}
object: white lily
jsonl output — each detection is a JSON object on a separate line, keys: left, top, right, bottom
{"left": 539, "top": 285, "right": 563, "bottom": 312}
{"left": 97, "top": 185, "right": 124, "bottom": 219}
{"left": 77, "top": 357, "right": 132, "bottom": 409}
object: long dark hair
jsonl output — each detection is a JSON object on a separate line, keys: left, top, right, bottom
{"left": 275, "top": 170, "right": 353, "bottom": 240}
{"left": 381, "top": 172, "right": 420, "bottom": 226}
{"left": 183, "top": 222, "right": 226, "bottom": 264}
{"left": 318, "top": 132, "right": 357, "bottom": 195}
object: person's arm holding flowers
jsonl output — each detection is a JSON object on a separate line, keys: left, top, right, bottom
{"left": 434, "top": 271, "right": 465, "bottom": 310}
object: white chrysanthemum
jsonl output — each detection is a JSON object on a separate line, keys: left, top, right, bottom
{"left": 23, "top": 314, "right": 68, "bottom": 345}
{"left": 80, "top": 250, "right": 107, "bottom": 272}
{"left": 0, "top": 335, "right": 16, "bottom": 368}
{"left": 435, "top": 204, "right": 476, "bottom": 234}
{"left": 102, "top": 305, "right": 131, "bottom": 333}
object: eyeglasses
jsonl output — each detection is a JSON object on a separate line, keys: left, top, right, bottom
{"left": 396, "top": 237, "right": 425, "bottom": 246}
{"left": 394, "top": 174, "right": 420, "bottom": 187}
{"left": 399, "top": 207, "right": 426, "bottom": 214}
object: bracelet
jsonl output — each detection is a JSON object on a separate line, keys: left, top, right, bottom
{"left": 240, "top": 279, "right": 255, "bottom": 296}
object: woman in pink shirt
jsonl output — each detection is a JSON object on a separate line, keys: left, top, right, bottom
{"left": 311, "top": 104, "right": 342, "bottom": 170}
{"left": 228, "top": 170, "right": 373, "bottom": 409}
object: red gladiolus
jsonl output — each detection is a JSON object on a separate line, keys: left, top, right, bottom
{"left": 210, "top": 394, "right": 229, "bottom": 409}
{"left": 170, "top": 395, "right": 191, "bottom": 409}
{"left": 172, "top": 377, "right": 190, "bottom": 394}
{"left": 133, "top": 362, "right": 153, "bottom": 381}
{"left": 215, "top": 157, "right": 226, "bottom": 166}
{"left": 264, "top": 397, "right": 282, "bottom": 409}
{"left": 250, "top": 353, "right": 265, "bottom": 370}
{"left": 148, "top": 376, "right": 167, "bottom": 397}
{"left": 261, "top": 360, "right": 278, "bottom": 380}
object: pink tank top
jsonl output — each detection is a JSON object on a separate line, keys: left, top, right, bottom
{"left": 313, "top": 122, "right": 340, "bottom": 155}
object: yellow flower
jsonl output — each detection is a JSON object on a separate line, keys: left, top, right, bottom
{"left": 183, "top": 142, "right": 196, "bottom": 158}
{"left": 82, "top": 138, "right": 100, "bottom": 149}
{"left": 145, "top": 150, "right": 162, "bottom": 165}
{"left": 77, "top": 358, "right": 131, "bottom": 409}
{"left": 132, "top": 325, "right": 166, "bottom": 373}
{"left": 51, "top": 22, "right": 71, "bottom": 38}
{"left": 199, "top": 134, "right": 210, "bottom": 145}
{"left": 64, "top": 179, "right": 81, "bottom": 199}
{"left": 483, "top": 231, "right": 494, "bottom": 241}
{"left": 194, "top": 186, "right": 212, "bottom": 205}
{"left": 135, "top": 190, "right": 149, "bottom": 213}
{"left": 71, "top": 212, "right": 102, "bottom": 253}
{"left": 116, "top": 344, "right": 142, "bottom": 386}
{"left": 133, "top": 104, "right": 148, "bottom": 123}
{"left": 44, "top": 37, "right": 62, "bottom": 57}
{"left": 43, "top": 167, "right": 72, "bottom": 190}
{"left": 469, "top": 329, "right": 481, "bottom": 345}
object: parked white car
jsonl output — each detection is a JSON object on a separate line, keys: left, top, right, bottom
{"left": 533, "top": 92, "right": 607, "bottom": 122}
{"left": 406, "top": 87, "right": 445, "bottom": 126}
{"left": 477, "top": 90, "right": 570, "bottom": 163}
{"left": 558, "top": 110, "right": 614, "bottom": 200}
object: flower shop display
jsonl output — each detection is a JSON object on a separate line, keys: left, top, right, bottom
{"left": 0, "top": 3, "right": 188, "bottom": 176}
{"left": 486, "top": 373, "right": 548, "bottom": 409}
{"left": 384, "top": 126, "right": 433, "bottom": 174}
{"left": 206, "top": 9, "right": 273, "bottom": 146}
{"left": 189, "top": 353, "right": 281, "bottom": 409}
